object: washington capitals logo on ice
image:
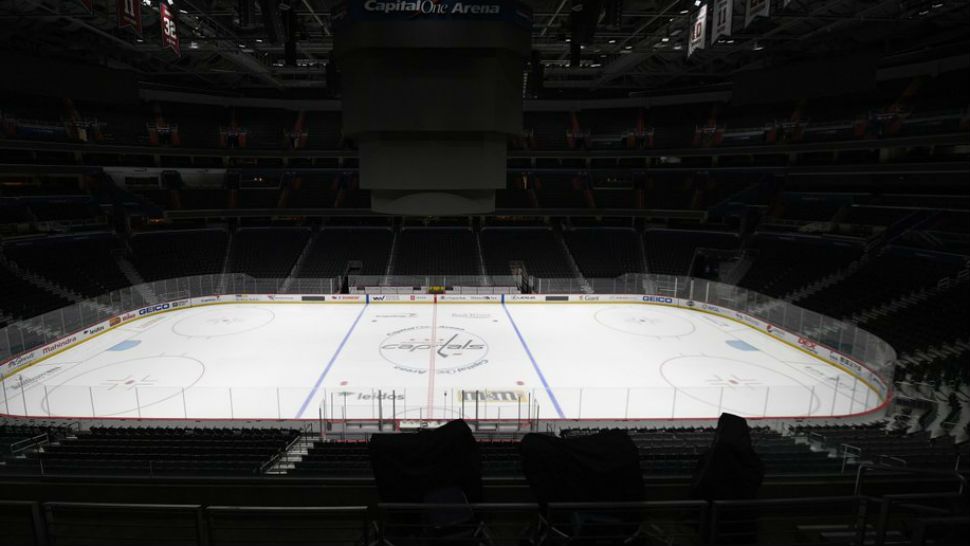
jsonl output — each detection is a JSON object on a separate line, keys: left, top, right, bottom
{"left": 379, "top": 325, "right": 488, "bottom": 374}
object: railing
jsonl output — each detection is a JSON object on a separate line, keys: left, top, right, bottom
{"left": 5, "top": 494, "right": 964, "bottom": 546}
{"left": 260, "top": 422, "right": 314, "bottom": 474}
{"left": 34, "top": 502, "right": 371, "bottom": 546}
{"left": 854, "top": 462, "right": 967, "bottom": 496}
{"left": 7, "top": 432, "right": 49, "bottom": 456}
{"left": 841, "top": 444, "right": 862, "bottom": 474}
{"left": 710, "top": 496, "right": 869, "bottom": 546}
{"left": 872, "top": 492, "right": 969, "bottom": 546}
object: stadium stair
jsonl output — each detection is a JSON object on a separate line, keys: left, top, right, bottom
{"left": 787, "top": 255, "right": 864, "bottom": 302}
{"left": 716, "top": 249, "right": 755, "bottom": 285}
{"left": 849, "top": 267, "right": 970, "bottom": 324}
{"left": 113, "top": 249, "right": 156, "bottom": 304}
{"left": 899, "top": 339, "right": 969, "bottom": 368}
{"left": 265, "top": 431, "right": 313, "bottom": 475}
{"left": 215, "top": 229, "right": 235, "bottom": 294}
{"left": 473, "top": 227, "right": 489, "bottom": 286}
{"left": 925, "top": 384, "right": 957, "bottom": 439}
{"left": 382, "top": 226, "right": 399, "bottom": 284}
{"left": 0, "top": 252, "right": 84, "bottom": 304}
{"left": 0, "top": 251, "right": 116, "bottom": 321}
{"left": 552, "top": 226, "right": 591, "bottom": 292}
{"left": 953, "top": 386, "right": 970, "bottom": 444}
{"left": 905, "top": 405, "right": 933, "bottom": 434}
{"left": 279, "top": 229, "right": 319, "bottom": 293}
{"left": 636, "top": 231, "right": 649, "bottom": 273}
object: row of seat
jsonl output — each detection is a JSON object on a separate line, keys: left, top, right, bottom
{"left": 0, "top": 427, "right": 299, "bottom": 477}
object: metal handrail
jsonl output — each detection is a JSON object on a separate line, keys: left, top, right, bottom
{"left": 854, "top": 462, "right": 967, "bottom": 496}
{"left": 8, "top": 432, "right": 48, "bottom": 455}
{"left": 840, "top": 443, "right": 862, "bottom": 474}
{"left": 876, "top": 454, "right": 908, "bottom": 467}
{"left": 258, "top": 431, "right": 306, "bottom": 474}
{"left": 871, "top": 491, "right": 967, "bottom": 546}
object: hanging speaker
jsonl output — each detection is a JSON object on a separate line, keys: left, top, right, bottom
{"left": 284, "top": 5, "right": 297, "bottom": 67}
{"left": 325, "top": 53, "right": 339, "bottom": 97}
{"left": 238, "top": 0, "right": 255, "bottom": 28}
{"left": 529, "top": 50, "right": 544, "bottom": 98}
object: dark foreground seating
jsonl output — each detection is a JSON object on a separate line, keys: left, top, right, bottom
{"left": 1, "top": 427, "right": 299, "bottom": 476}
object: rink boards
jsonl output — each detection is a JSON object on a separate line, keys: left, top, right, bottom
{"left": 2, "top": 294, "right": 889, "bottom": 419}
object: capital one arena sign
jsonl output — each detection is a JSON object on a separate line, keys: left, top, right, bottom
{"left": 364, "top": 0, "right": 500, "bottom": 14}
{"left": 333, "top": 0, "right": 532, "bottom": 28}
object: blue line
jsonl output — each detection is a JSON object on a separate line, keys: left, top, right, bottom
{"left": 295, "top": 302, "right": 368, "bottom": 418}
{"left": 501, "top": 302, "right": 565, "bottom": 418}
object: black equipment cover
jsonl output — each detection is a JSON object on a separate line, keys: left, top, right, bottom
{"left": 519, "top": 429, "right": 644, "bottom": 503}
{"left": 689, "top": 412, "right": 765, "bottom": 501}
{"left": 369, "top": 419, "right": 483, "bottom": 502}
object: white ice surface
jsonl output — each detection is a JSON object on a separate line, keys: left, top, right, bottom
{"left": 1, "top": 303, "right": 881, "bottom": 420}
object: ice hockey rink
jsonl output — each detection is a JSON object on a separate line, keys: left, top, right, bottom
{"left": 0, "top": 301, "right": 885, "bottom": 421}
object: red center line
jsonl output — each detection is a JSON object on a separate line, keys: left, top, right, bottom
{"left": 426, "top": 296, "right": 437, "bottom": 418}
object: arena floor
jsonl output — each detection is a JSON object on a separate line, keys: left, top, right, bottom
{"left": 1, "top": 302, "right": 883, "bottom": 421}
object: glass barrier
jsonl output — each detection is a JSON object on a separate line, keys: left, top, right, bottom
{"left": 0, "top": 272, "right": 895, "bottom": 420}
{"left": 0, "top": 274, "right": 338, "bottom": 363}
{"left": 348, "top": 275, "right": 521, "bottom": 292}
{"left": 1, "top": 383, "right": 885, "bottom": 421}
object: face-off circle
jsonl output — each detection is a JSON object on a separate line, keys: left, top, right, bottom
{"left": 659, "top": 355, "right": 821, "bottom": 417}
{"left": 41, "top": 356, "right": 205, "bottom": 417}
{"left": 379, "top": 325, "right": 489, "bottom": 374}
{"left": 172, "top": 308, "right": 275, "bottom": 337}
{"left": 594, "top": 305, "right": 695, "bottom": 338}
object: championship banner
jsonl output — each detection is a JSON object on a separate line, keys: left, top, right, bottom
{"left": 711, "top": 0, "right": 732, "bottom": 42}
{"left": 160, "top": 2, "right": 181, "bottom": 56}
{"left": 117, "top": 0, "right": 142, "bottom": 35}
{"left": 744, "top": 0, "right": 769, "bottom": 28}
{"left": 688, "top": 4, "right": 708, "bottom": 57}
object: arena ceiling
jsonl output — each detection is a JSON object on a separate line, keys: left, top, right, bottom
{"left": 0, "top": 0, "right": 967, "bottom": 98}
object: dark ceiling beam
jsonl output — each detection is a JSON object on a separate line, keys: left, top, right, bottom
{"left": 171, "top": 0, "right": 282, "bottom": 88}
{"left": 588, "top": 0, "right": 682, "bottom": 88}
{"left": 299, "top": 0, "right": 330, "bottom": 36}
{"left": 539, "top": 0, "right": 570, "bottom": 37}
{"left": 654, "top": 0, "right": 891, "bottom": 90}
{"left": 15, "top": 0, "right": 223, "bottom": 86}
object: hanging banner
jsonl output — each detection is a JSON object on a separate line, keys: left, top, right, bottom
{"left": 160, "top": 2, "right": 181, "bottom": 56}
{"left": 745, "top": 0, "right": 769, "bottom": 28}
{"left": 78, "top": 0, "right": 94, "bottom": 12}
{"left": 688, "top": 4, "right": 708, "bottom": 57}
{"left": 117, "top": 0, "right": 142, "bottom": 35}
{"left": 712, "top": 0, "right": 733, "bottom": 42}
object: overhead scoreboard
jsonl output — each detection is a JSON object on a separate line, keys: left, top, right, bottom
{"left": 332, "top": 0, "right": 533, "bottom": 216}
